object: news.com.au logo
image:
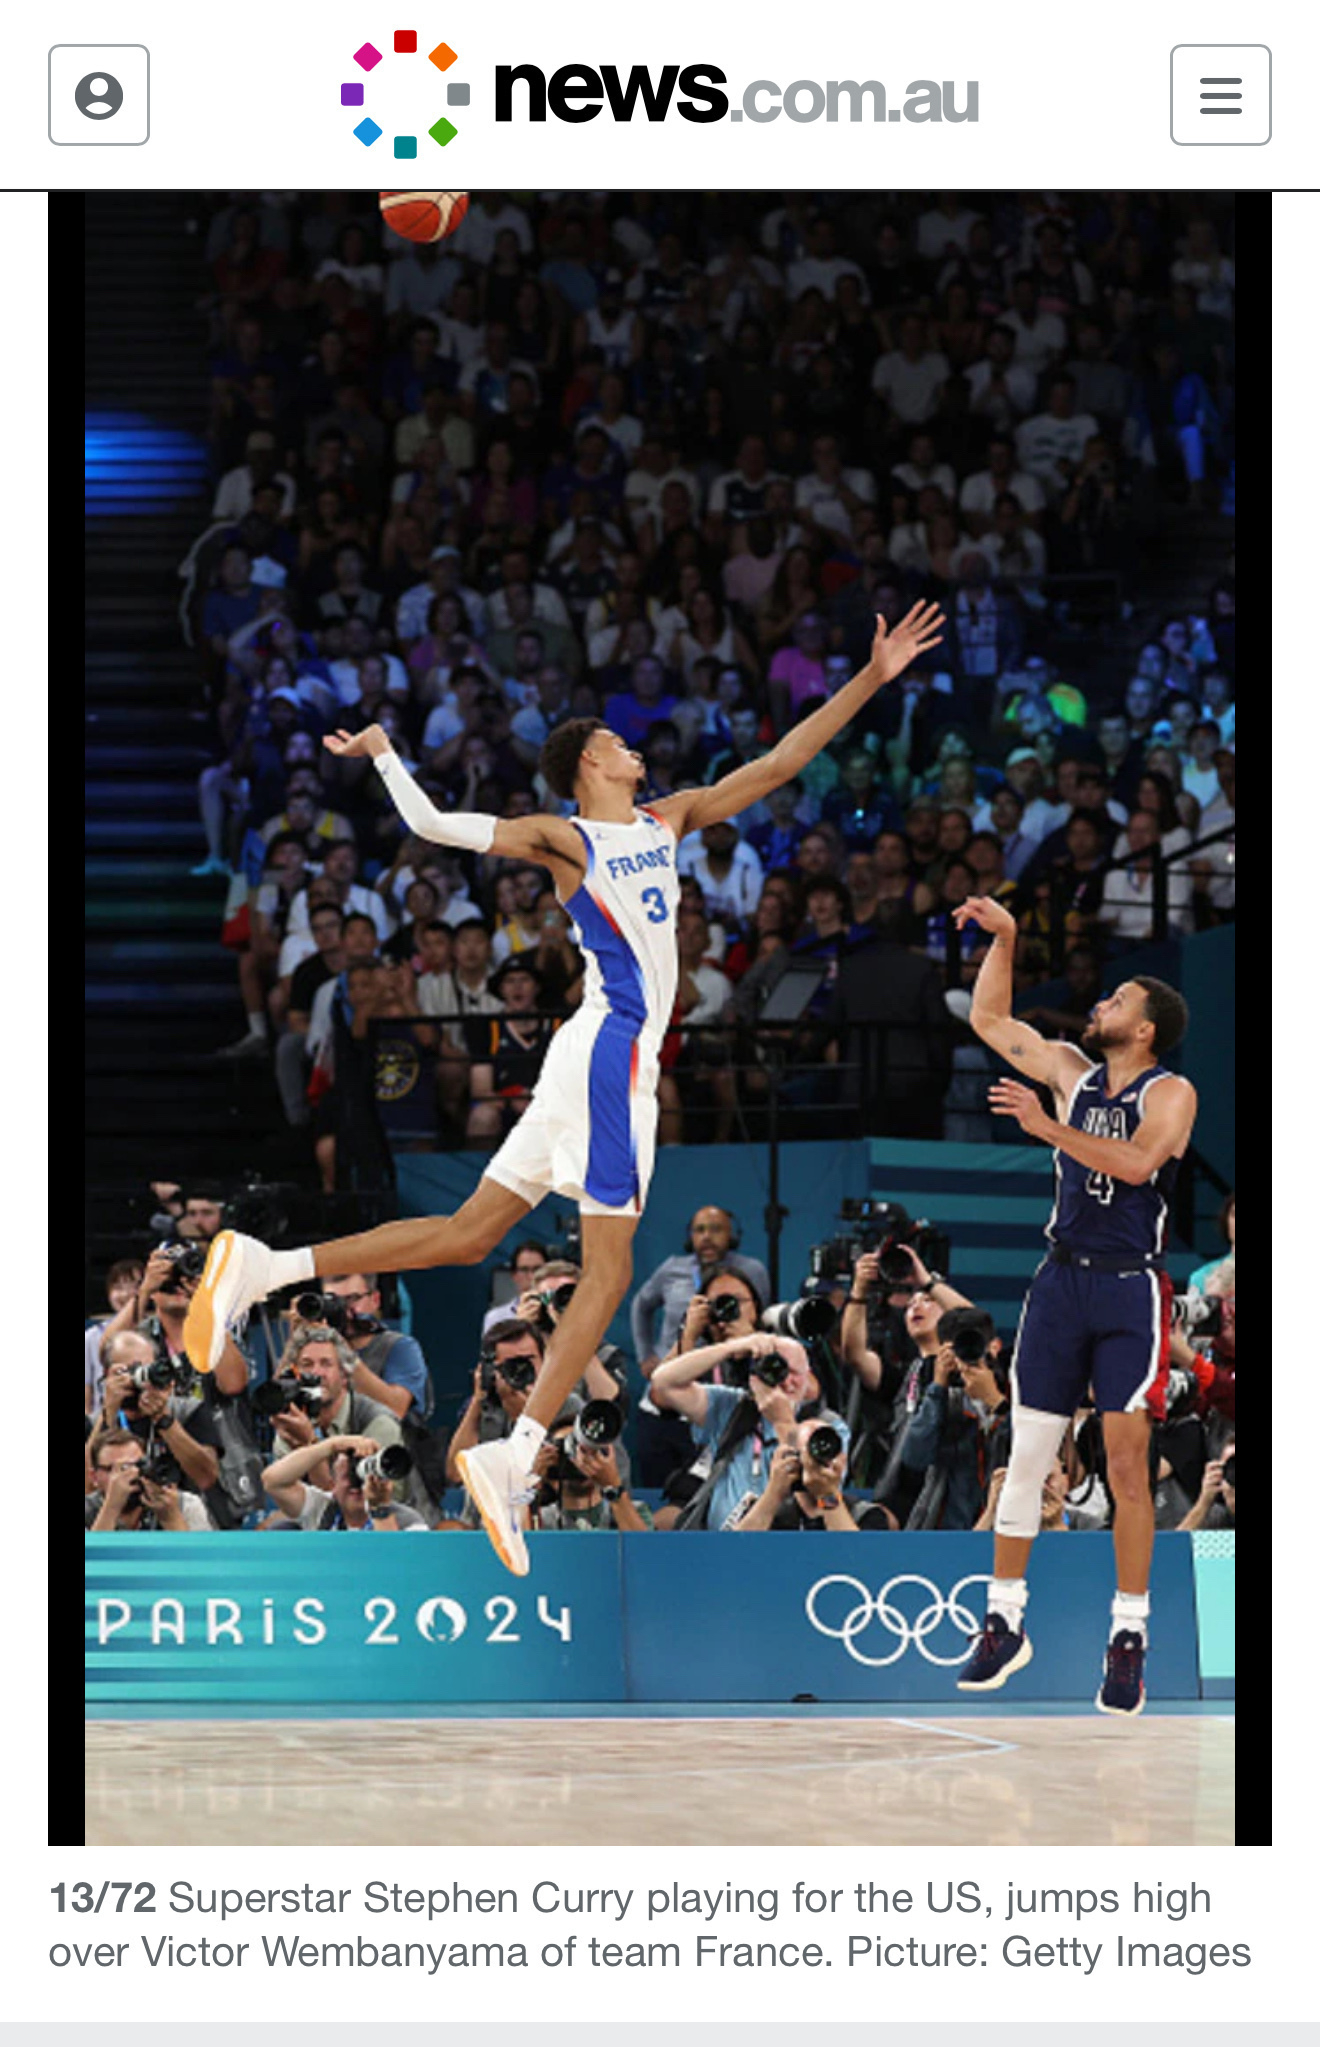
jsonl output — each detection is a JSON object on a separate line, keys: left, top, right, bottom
{"left": 340, "top": 31, "right": 467, "bottom": 152}
{"left": 338, "top": 43, "right": 979, "bottom": 150}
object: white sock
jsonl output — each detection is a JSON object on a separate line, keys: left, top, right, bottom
{"left": 509, "top": 1414, "right": 547, "bottom": 1473}
{"left": 246, "top": 1011, "right": 268, "bottom": 1039}
{"left": 268, "top": 1247, "right": 316, "bottom": 1287}
{"left": 987, "top": 1577, "right": 1028, "bottom": 1631}
{"left": 1111, "top": 1591, "right": 1150, "bottom": 1644}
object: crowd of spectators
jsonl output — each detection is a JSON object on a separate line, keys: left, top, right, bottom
{"left": 182, "top": 187, "right": 1236, "bottom": 1179}
{"left": 85, "top": 1195, "right": 1236, "bottom": 1537}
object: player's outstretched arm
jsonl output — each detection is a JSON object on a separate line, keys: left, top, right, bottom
{"left": 989, "top": 1072, "right": 1197, "bottom": 1184}
{"left": 324, "top": 729, "right": 584, "bottom": 887}
{"left": 954, "top": 894, "right": 1090, "bottom": 1098}
{"left": 652, "top": 603, "right": 944, "bottom": 836}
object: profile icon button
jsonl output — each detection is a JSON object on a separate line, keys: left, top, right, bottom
{"left": 76, "top": 72, "right": 124, "bottom": 119}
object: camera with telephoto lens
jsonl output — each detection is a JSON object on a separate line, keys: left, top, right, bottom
{"left": 569, "top": 1398, "right": 623, "bottom": 1462}
{"left": 532, "top": 1280, "right": 577, "bottom": 1331}
{"left": 763, "top": 1296, "right": 838, "bottom": 1342}
{"left": 805, "top": 1424, "right": 844, "bottom": 1467}
{"left": 251, "top": 1373, "right": 329, "bottom": 1420}
{"left": 950, "top": 1325, "right": 990, "bottom": 1366}
{"left": 807, "top": 1199, "right": 950, "bottom": 1293}
{"left": 481, "top": 1351, "right": 538, "bottom": 1397}
{"left": 140, "top": 1442, "right": 184, "bottom": 1489}
{"left": 706, "top": 1290, "right": 744, "bottom": 1328}
{"left": 1163, "top": 1364, "right": 1202, "bottom": 1421}
{"left": 293, "top": 1290, "right": 351, "bottom": 1334}
{"left": 1171, "top": 1293, "right": 1224, "bottom": 1341}
{"left": 1222, "top": 1452, "right": 1235, "bottom": 1490}
{"left": 157, "top": 1241, "right": 208, "bottom": 1291}
{"left": 348, "top": 1444, "right": 414, "bottom": 1486}
{"left": 128, "top": 1357, "right": 178, "bottom": 1392}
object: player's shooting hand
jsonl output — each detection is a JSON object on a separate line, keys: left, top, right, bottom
{"left": 324, "top": 726, "right": 391, "bottom": 761}
{"left": 869, "top": 601, "right": 945, "bottom": 687}
{"left": 954, "top": 894, "right": 1016, "bottom": 940}
{"left": 988, "top": 1078, "right": 1053, "bottom": 1139}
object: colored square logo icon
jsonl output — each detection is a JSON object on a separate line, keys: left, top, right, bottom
{"left": 394, "top": 30, "right": 418, "bottom": 52}
{"left": 1170, "top": 45, "right": 1270, "bottom": 144}
{"left": 49, "top": 43, "right": 150, "bottom": 145}
{"left": 341, "top": 83, "right": 364, "bottom": 106}
{"left": 394, "top": 134, "right": 418, "bottom": 157}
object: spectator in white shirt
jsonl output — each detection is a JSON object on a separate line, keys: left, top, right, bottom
{"left": 450, "top": 192, "right": 533, "bottom": 266}
{"left": 212, "top": 432, "right": 297, "bottom": 521}
{"left": 793, "top": 434, "right": 877, "bottom": 540}
{"left": 980, "top": 494, "right": 1048, "bottom": 582}
{"left": 871, "top": 314, "right": 950, "bottom": 427}
{"left": 384, "top": 242, "right": 464, "bottom": 322}
{"left": 1181, "top": 720, "right": 1225, "bottom": 810}
{"left": 1016, "top": 375, "right": 1100, "bottom": 495}
{"left": 916, "top": 195, "right": 983, "bottom": 267}
{"left": 786, "top": 218, "right": 869, "bottom": 303}
{"left": 1099, "top": 810, "right": 1194, "bottom": 940}
{"left": 677, "top": 821, "right": 765, "bottom": 930}
{"left": 891, "top": 429, "right": 958, "bottom": 503}
{"left": 1001, "top": 274, "right": 1068, "bottom": 380}
{"left": 287, "top": 842, "right": 393, "bottom": 944}
{"left": 965, "top": 326, "right": 1038, "bottom": 428}
{"left": 959, "top": 435, "right": 1045, "bottom": 533}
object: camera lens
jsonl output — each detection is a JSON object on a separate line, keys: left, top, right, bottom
{"left": 707, "top": 1292, "right": 742, "bottom": 1327}
{"left": 750, "top": 1353, "right": 790, "bottom": 1388}
{"left": 571, "top": 1398, "right": 623, "bottom": 1456}
{"left": 876, "top": 1240, "right": 915, "bottom": 1288}
{"left": 294, "top": 1292, "right": 326, "bottom": 1320}
{"left": 951, "top": 1326, "right": 989, "bottom": 1365}
{"left": 501, "top": 1356, "right": 537, "bottom": 1392}
{"left": 550, "top": 1282, "right": 577, "bottom": 1315}
{"left": 806, "top": 1424, "right": 843, "bottom": 1465}
{"left": 1221, "top": 1453, "right": 1235, "bottom": 1489}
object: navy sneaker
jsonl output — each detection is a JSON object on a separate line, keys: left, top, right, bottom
{"left": 1096, "top": 1629, "right": 1146, "bottom": 1715}
{"left": 956, "top": 1612, "right": 1033, "bottom": 1692}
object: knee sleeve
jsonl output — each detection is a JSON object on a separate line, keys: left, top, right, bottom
{"left": 996, "top": 1406, "right": 1069, "bottom": 1540}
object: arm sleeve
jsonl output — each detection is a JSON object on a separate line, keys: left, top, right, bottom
{"left": 629, "top": 1264, "right": 666, "bottom": 1360}
{"left": 375, "top": 752, "right": 497, "bottom": 853}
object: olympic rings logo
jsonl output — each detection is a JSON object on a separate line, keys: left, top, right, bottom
{"left": 804, "top": 1573, "right": 990, "bottom": 1667}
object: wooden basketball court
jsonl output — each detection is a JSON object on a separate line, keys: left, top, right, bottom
{"left": 85, "top": 1711, "right": 1233, "bottom": 1846}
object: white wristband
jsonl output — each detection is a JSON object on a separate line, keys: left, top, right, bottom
{"left": 375, "top": 752, "right": 496, "bottom": 854}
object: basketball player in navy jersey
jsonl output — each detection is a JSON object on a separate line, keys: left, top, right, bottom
{"left": 185, "top": 602, "right": 944, "bottom": 1573}
{"left": 949, "top": 893, "right": 1197, "bottom": 1714}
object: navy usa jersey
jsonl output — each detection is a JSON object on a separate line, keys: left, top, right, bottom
{"left": 1047, "top": 1063, "right": 1183, "bottom": 1258}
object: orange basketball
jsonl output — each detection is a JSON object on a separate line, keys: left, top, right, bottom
{"left": 379, "top": 190, "right": 470, "bottom": 245}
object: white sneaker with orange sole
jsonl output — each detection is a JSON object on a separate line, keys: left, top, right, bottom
{"left": 456, "top": 1439, "right": 532, "bottom": 1576}
{"left": 183, "top": 1229, "right": 275, "bottom": 1373}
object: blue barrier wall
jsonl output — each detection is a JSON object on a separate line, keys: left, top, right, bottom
{"left": 86, "top": 1531, "right": 1202, "bottom": 1714}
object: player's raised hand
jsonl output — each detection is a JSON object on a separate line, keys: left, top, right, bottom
{"left": 869, "top": 601, "right": 945, "bottom": 686}
{"left": 324, "top": 725, "right": 391, "bottom": 760}
{"left": 987, "top": 1079, "right": 1053, "bottom": 1139}
{"left": 954, "top": 894, "right": 1017, "bottom": 940}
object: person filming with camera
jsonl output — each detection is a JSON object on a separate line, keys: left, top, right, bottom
{"left": 261, "top": 1434, "right": 426, "bottom": 1531}
{"left": 86, "top": 1427, "right": 212, "bottom": 1531}
{"left": 900, "top": 1306, "right": 1012, "bottom": 1529}
{"left": 445, "top": 1318, "right": 546, "bottom": 1486}
{"left": 527, "top": 1408, "right": 654, "bottom": 1531}
{"left": 86, "top": 1331, "right": 222, "bottom": 1518}
{"left": 650, "top": 1320, "right": 848, "bottom": 1530}
{"left": 257, "top": 1323, "right": 406, "bottom": 1494}
{"left": 734, "top": 1419, "right": 897, "bottom": 1532}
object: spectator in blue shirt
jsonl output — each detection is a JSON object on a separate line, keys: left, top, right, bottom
{"left": 321, "top": 1273, "right": 433, "bottom": 1422}
{"left": 202, "top": 545, "right": 261, "bottom": 659}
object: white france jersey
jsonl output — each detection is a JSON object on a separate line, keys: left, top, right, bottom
{"left": 564, "top": 807, "right": 680, "bottom": 1041}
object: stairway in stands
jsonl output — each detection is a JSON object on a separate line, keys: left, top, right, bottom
{"left": 84, "top": 194, "right": 287, "bottom": 1286}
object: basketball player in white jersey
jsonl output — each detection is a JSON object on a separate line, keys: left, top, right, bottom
{"left": 185, "top": 601, "right": 944, "bottom": 1571}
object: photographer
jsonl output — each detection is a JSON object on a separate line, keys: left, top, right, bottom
{"left": 513, "top": 1259, "right": 629, "bottom": 1411}
{"left": 651, "top": 1329, "right": 848, "bottom": 1531}
{"left": 899, "top": 1306, "right": 1012, "bottom": 1529}
{"left": 636, "top": 1265, "right": 765, "bottom": 1490}
{"left": 1179, "top": 1441, "right": 1236, "bottom": 1531}
{"left": 262, "top": 1435, "right": 428, "bottom": 1531}
{"left": 974, "top": 1459, "right": 1073, "bottom": 1535}
{"left": 86, "top": 1428, "right": 211, "bottom": 1532}
{"left": 630, "top": 1206, "right": 771, "bottom": 1375}
{"left": 735, "top": 1422, "right": 897, "bottom": 1532}
{"left": 527, "top": 1412, "right": 654, "bottom": 1531}
{"left": 133, "top": 1243, "right": 261, "bottom": 1526}
{"left": 317, "top": 1271, "right": 433, "bottom": 1422}
{"left": 87, "top": 1332, "right": 222, "bottom": 1520}
{"left": 84, "top": 1256, "right": 145, "bottom": 1416}
{"left": 261, "top": 1323, "right": 407, "bottom": 1493}
{"left": 840, "top": 1241, "right": 973, "bottom": 1397}
{"left": 445, "top": 1318, "right": 546, "bottom": 1485}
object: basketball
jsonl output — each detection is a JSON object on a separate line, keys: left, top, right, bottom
{"left": 378, "top": 190, "right": 469, "bottom": 244}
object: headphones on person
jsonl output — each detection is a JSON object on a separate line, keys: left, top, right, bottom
{"left": 683, "top": 1206, "right": 742, "bottom": 1253}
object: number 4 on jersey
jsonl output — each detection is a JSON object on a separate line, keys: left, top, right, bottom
{"left": 1085, "top": 1169, "right": 1115, "bottom": 1206}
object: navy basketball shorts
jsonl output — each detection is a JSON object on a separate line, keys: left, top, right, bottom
{"left": 1010, "top": 1258, "right": 1173, "bottom": 1420}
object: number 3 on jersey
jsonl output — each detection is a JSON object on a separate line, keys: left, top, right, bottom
{"left": 640, "top": 885, "right": 669, "bottom": 924}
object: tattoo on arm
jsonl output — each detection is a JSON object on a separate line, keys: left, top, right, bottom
{"left": 1009, "top": 1041, "right": 1025, "bottom": 1055}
